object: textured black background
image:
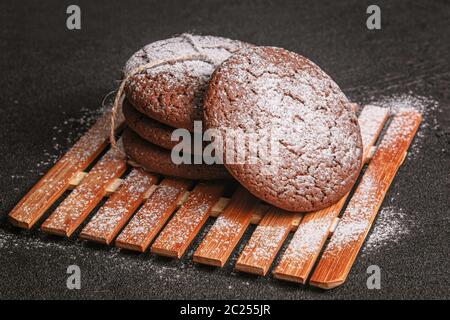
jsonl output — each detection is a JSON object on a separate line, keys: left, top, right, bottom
{"left": 0, "top": 0, "right": 449, "bottom": 299}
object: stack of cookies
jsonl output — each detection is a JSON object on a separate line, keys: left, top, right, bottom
{"left": 122, "top": 34, "right": 249, "bottom": 180}
{"left": 121, "top": 34, "right": 363, "bottom": 212}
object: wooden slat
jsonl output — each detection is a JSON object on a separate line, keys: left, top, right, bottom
{"left": 193, "top": 187, "right": 262, "bottom": 267}
{"left": 69, "top": 174, "right": 144, "bottom": 196}
{"left": 8, "top": 110, "right": 124, "bottom": 229}
{"left": 273, "top": 105, "right": 390, "bottom": 283}
{"left": 210, "top": 198, "right": 231, "bottom": 217}
{"left": 272, "top": 197, "right": 347, "bottom": 283}
{"left": 235, "top": 208, "right": 299, "bottom": 276}
{"left": 115, "top": 178, "right": 191, "bottom": 252}
{"left": 309, "top": 111, "right": 422, "bottom": 289}
{"left": 40, "top": 140, "right": 127, "bottom": 237}
{"left": 151, "top": 183, "right": 225, "bottom": 258}
{"left": 79, "top": 169, "right": 157, "bottom": 244}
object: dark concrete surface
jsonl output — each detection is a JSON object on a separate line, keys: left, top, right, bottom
{"left": 0, "top": 0, "right": 449, "bottom": 299}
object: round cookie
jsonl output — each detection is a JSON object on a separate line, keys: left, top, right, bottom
{"left": 204, "top": 46, "right": 363, "bottom": 212}
{"left": 123, "top": 99, "right": 179, "bottom": 151}
{"left": 122, "top": 128, "right": 232, "bottom": 180}
{"left": 123, "top": 99, "right": 206, "bottom": 154}
{"left": 124, "top": 34, "right": 250, "bottom": 131}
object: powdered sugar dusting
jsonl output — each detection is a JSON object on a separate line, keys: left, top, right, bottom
{"left": 199, "top": 215, "right": 243, "bottom": 256}
{"left": 358, "top": 105, "right": 390, "bottom": 148}
{"left": 281, "top": 216, "right": 332, "bottom": 262}
{"left": 116, "top": 182, "right": 186, "bottom": 245}
{"left": 9, "top": 109, "right": 125, "bottom": 226}
{"left": 367, "top": 94, "right": 437, "bottom": 116}
{"left": 124, "top": 34, "right": 248, "bottom": 77}
{"left": 240, "top": 225, "right": 288, "bottom": 263}
{"left": 152, "top": 185, "right": 223, "bottom": 251}
{"left": 366, "top": 94, "right": 439, "bottom": 159}
{"left": 81, "top": 169, "right": 155, "bottom": 239}
{"left": 322, "top": 104, "right": 422, "bottom": 256}
{"left": 377, "top": 111, "right": 421, "bottom": 154}
{"left": 34, "top": 106, "right": 108, "bottom": 176}
{"left": 324, "top": 174, "right": 378, "bottom": 254}
{"left": 8, "top": 105, "right": 107, "bottom": 192}
{"left": 362, "top": 206, "right": 411, "bottom": 254}
{"left": 42, "top": 148, "right": 126, "bottom": 232}
{"left": 317, "top": 94, "right": 436, "bottom": 256}
{"left": 0, "top": 229, "right": 195, "bottom": 278}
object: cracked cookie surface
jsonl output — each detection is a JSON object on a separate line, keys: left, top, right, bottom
{"left": 124, "top": 34, "right": 250, "bottom": 131}
{"left": 204, "top": 46, "right": 363, "bottom": 212}
{"left": 122, "top": 128, "right": 232, "bottom": 181}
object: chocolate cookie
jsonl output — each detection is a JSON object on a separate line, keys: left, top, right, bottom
{"left": 204, "top": 46, "right": 363, "bottom": 212}
{"left": 123, "top": 99, "right": 178, "bottom": 151}
{"left": 123, "top": 99, "right": 206, "bottom": 154}
{"left": 124, "top": 34, "right": 250, "bottom": 131}
{"left": 122, "top": 128, "right": 232, "bottom": 180}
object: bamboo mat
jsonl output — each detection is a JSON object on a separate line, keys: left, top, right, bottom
{"left": 8, "top": 105, "right": 421, "bottom": 289}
